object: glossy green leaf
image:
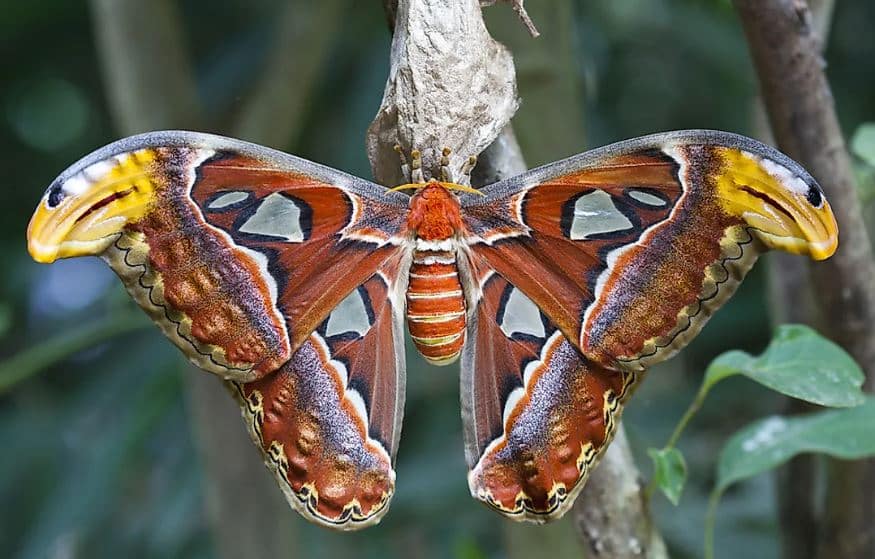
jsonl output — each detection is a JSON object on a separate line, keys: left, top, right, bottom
{"left": 851, "top": 122, "right": 875, "bottom": 167}
{"left": 717, "top": 397, "right": 875, "bottom": 492}
{"left": 706, "top": 399, "right": 875, "bottom": 559}
{"left": 648, "top": 447, "right": 687, "bottom": 505}
{"left": 703, "top": 325, "right": 864, "bottom": 408}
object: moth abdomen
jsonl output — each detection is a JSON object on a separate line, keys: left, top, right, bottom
{"left": 406, "top": 249, "right": 467, "bottom": 365}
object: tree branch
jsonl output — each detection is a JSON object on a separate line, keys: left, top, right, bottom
{"left": 574, "top": 428, "right": 667, "bottom": 559}
{"left": 90, "top": 0, "right": 202, "bottom": 132}
{"left": 733, "top": 2, "right": 875, "bottom": 558}
{"left": 231, "top": 1, "right": 345, "bottom": 147}
{"left": 762, "top": 3, "right": 833, "bottom": 557}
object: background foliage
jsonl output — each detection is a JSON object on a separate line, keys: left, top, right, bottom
{"left": 1, "top": 1, "right": 873, "bottom": 558}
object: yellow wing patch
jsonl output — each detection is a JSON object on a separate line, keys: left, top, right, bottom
{"left": 27, "top": 149, "right": 160, "bottom": 262}
{"left": 713, "top": 147, "right": 837, "bottom": 260}
{"left": 28, "top": 149, "right": 164, "bottom": 262}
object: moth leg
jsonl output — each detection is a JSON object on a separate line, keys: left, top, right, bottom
{"left": 461, "top": 155, "right": 478, "bottom": 181}
{"left": 410, "top": 149, "right": 425, "bottom": 183}
{"left": 393, "top": 144, "right": 412, "bottom": 183}
{"left": 439, "top": 147, "right": 452, "bottom": 182}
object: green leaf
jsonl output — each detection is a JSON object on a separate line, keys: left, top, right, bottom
{"left": 648, "top": 447, "right": 687, "bottom": 505}
{"left": 703, "top": 324, "right": 864, "bottom": 408}
{"left": 851, "top": 122, "right": 875, "bottom": 167}
{"left": 706, "top": 399, "right": 875, "bottom": 558}
{"left": 716, "top": 397, "right": 875, "bottom": 492}
{"left": 857, "top": 166, "right": 875, "bottom": 204}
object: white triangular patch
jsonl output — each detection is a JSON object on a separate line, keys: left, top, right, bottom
{"left": 239, "top": 193, "right": 305, "bottom": 242}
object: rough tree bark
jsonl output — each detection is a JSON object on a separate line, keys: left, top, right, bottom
{"left": 373, "top": 2, "right": 666, "bottom": 558}
{"left": 573, "top": 429, "right": 667, "bottom": 558}
{"left": 734, "top": 2, "right": 875, "bottom": 558}
{"left": 761, "top": 3, "right": 834, "bottom": 558}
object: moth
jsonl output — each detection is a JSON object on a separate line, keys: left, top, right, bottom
{"left": 27, "top": 130, "right": 837, "bottom": 530}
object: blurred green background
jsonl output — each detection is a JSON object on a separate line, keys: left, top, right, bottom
{"left": 1, "top": 1, "right": 873, "bottom": 558}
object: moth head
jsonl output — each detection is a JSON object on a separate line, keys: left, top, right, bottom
{"left": 27, "top": 149, "right": 160, "bottom": 263}
{"left": 714, "top": 147, "right": 838, "bottom": 260}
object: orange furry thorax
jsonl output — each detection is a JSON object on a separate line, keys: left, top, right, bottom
{"left": 406, "top": 183, "right": 464, "bottom": 241}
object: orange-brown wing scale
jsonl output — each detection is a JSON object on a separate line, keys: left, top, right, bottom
{"left": 465, "top": 148, "right": 684, "bottom": 359}
{"left": 460, "top": 270, "right": 635, "bottom": 521}
{"left": 189, "top": 153, "right": 405, "bottom": 356}
{"left": 463, "top": 132, "right": 837, "bottom": 373}
{"left": 27, "top": 132, "right": 409, "bottom": 382}
{"left": 26, "top": 131, "right": 411, "bottom": 530}
{"left": 230, "top": 264, "right": 406, "bottom": 529}
{"left": 111, "top": 148, "right": 296, "bottom": 380}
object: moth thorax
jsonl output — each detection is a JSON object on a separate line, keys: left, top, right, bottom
{"left": 406, "top": 249, "right": 467, "bottom": 366}
{"left": 406, "top": 183, "right": 464, "bottom": 241}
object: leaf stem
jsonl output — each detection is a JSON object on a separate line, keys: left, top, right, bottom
{"left": 644, "top": 380, "right": 711, "bottom": 499}
{"left": 0, "top": 312, "right": 149, "bottom": 394}
{"left": 704, "top": 488, "right": 723, "bottom": 559}
{"left": 666, "top": 382, "right": 710, "bottom": 450}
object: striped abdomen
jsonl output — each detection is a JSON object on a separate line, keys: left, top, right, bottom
{"left": 406, "top": 250, "right": 467, "bottom": 365}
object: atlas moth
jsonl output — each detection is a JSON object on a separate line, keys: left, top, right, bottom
{"left": 27, "top": 130, "right": 837, "bottom": 529}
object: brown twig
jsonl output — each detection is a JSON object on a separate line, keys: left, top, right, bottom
{"left": 231, "top": 1, "right": 344, "bottom": 147}
{"left": 760, "top": 2, "right": 834, "bottom": 557}
{"left": 481, "top": 0, "right": 540, "bottom": 37}
{"left": 488, "top": 0, "right": 585, "bottom": 166}
{"left": 90, "top": 0, "right": 202, "bottom": 132}
{"left": 734, "top": 1, "right": 875, "bottom": 558}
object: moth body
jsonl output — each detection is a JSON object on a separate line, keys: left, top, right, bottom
{"left": 405, "top": 182, "right": 468, "bottom": 365}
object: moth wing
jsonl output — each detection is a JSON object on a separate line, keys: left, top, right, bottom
{"left": 462, "top": 130, "right": 837, "bottom": 372}
{"left": 459, "top": 265, "right": 635, "bottom": 521}
{"left": 231, "top": 257, "right": 408, "bottom": 530}
{"left": 27, "top": 131, "right": 410, "bottom": 381}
